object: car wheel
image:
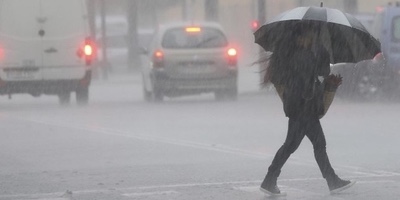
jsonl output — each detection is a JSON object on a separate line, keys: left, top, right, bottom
{"left": 151, "top": 78, "right": 164, "bottom": 102}
{"left": 58, "top": 92, "right": 71, "bottom": 105}
{"left": 76, "top": 86, "right": 89, "bottom": 105}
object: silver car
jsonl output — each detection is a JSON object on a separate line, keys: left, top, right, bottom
{"left": 141, "top": 22, "right": 238, "bottom": 102}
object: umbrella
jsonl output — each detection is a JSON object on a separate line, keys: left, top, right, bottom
{"left": 254, "top": 6, "right": 381, "bottom": 64}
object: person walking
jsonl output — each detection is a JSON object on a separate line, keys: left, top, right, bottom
{"left": 260, "top": 25, "right": 355, "bottom": 196}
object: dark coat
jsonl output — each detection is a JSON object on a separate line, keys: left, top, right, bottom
{"left": 280, "top": 45, "right": 330, "bottom": 119}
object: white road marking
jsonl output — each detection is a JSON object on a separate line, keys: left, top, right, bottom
{"left": 122, "top": 190, "right": 179, "bottom": 197}
{"left": 356, "top": 180, "right": 396, "bottom": 184}
{"left": 23, "top": 199, "right": 68, "bottom": 200}
{"left": 233, "top": 185, "right": 260, "bottom": 193}
{"left": 35, "top": 198, "right": 69, "bottom": 200}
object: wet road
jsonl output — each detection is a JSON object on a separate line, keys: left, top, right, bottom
{"left": 0, "top": 70, "right": 399, "bottom": 200}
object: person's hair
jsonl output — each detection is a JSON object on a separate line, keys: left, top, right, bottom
{"left": 251, "top": 51, "right": 271, "bottom": 87}
{"left": 257, "top": 22, "right": 319, "bottom": 86}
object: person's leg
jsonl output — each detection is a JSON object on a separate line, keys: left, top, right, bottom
{"left": 306, "top": 118, "right": 354, "bottom": 193}
{"left": 305, "top": 118, "right": 337, "bottom": 181}
{"left": 261, "top": 118, "right": 306, "bottom": 194}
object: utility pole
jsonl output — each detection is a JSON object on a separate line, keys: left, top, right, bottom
{"left": 127, "top": 0, "right": 140, "bottom": 70}
{"left": 205, "top": 0, "right": 218, "bottom": 22}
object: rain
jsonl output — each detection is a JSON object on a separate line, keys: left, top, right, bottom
{"left": 0, "top": 0, "right": 399, "bottom": 200}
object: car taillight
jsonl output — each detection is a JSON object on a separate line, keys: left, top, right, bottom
{"left": 226, "top": 47, "right": 238, "bottom": 66}
{"left": 84, "top": 44, "right": 93, "bottom": 56}
{"left": 153, "top": 50, "right": 164, "bottom": 68}
{"left": 77, "top": 37, "right": 96, "bottom": 66}
{"left": 227, "top": 48, "right": 237, "bottom": 57}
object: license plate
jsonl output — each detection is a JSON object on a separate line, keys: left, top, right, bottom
{"left": 6, "top": 70, "right": 36, "bottom": 79}
{"left": 185, "top": 65, "right": 215, "bottom": 73}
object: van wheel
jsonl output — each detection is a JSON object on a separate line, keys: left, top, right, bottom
{"left": 143, "top": 84, "right": 152, "bottom": 102}
{"left": 76, "top": 86, "right": 89, "bottom": 105}
{"left": 58, "top": 92, "right": 71, "bottom": 105}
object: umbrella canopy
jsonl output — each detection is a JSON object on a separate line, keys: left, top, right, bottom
{"left": 254, "top": 6, "right": 381, "bottom": 64}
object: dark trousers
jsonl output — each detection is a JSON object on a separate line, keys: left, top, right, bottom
{"left": 264, "top": 117, "right": 337, "bottom": 184}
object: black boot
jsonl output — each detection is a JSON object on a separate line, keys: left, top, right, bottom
{"left": 327, "top": 177, "right": 356, "bottom": 194}
{"left": 260, "top": 176, "right": 286, "bottom": 196}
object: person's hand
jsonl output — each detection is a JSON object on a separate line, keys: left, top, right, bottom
{"left": 324, "top": 74, "right": 343, "bottom": 92}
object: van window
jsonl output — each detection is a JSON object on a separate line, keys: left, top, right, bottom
{"left": 162, "top": 27, "right": 228, "bottom": 49}
{"left": 392, "top": 16, "right": 400, "bottom": 42}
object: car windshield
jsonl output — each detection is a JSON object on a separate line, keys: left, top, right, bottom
{"left": 161, "top": 27, "right": 228, "bottom": 49}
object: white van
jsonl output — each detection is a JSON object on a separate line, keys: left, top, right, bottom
{"left": 0, "top": 0, "right": 96, "bottom": 105}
